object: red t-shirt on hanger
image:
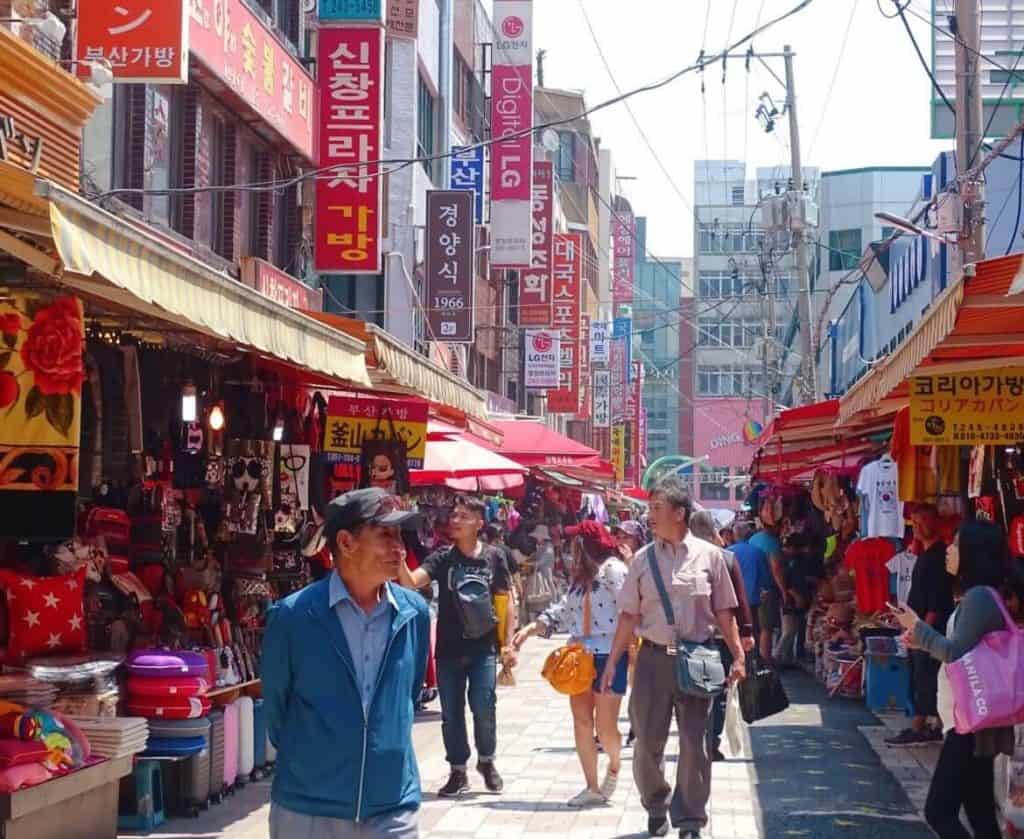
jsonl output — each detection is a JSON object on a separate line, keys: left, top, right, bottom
{"left": 844, "top": 537, "right": 898, "bottom": 615}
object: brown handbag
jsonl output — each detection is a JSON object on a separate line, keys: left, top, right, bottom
{"left": 541, "top": 589, "right": 597, "bottom": 696}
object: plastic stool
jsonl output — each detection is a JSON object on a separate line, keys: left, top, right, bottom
{"left": 118, "top": 758, "right": 166, "bottom": 831}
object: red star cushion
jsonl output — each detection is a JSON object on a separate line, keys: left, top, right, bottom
{"left": 0, "top": 568, "right": 86, "bottom": 663}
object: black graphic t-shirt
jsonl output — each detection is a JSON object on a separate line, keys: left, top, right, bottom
{"left": 421, "top": 544, "right": 512, "bottom": 659}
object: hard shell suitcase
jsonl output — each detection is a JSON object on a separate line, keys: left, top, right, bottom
{"left": 222, "top": 702, "right": 239, "bottom": 793}
{"left": 252, "top": 698, "right": 267, "bottom": 779}
{"left": 208, "top": 707, "right": 226, "bottom": 803}
{"left": 235, "top": 696, "right": 254, "bottom": 784}
{"left": 161, "top": 718, "right": 211, "bottom": 817}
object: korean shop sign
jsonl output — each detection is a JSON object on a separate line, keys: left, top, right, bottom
{"left": 546, "top": 233, "right": 582, "bottom": 413}
{"left": 593, "top": 370, "right": 610, "bottom": 428}
{"left": 518, "top": 160, "right": 554, "bottom": 326}
{"left": 386, "top": 0, "right": 419, "bottom": 39}
{"left": 425, "top": 190, "right": 475, "bottom": 343}
{"left": 489, "top": 0, "right": 533, "bottom": 267}
{"left": 324, "top": 396, "right": 428, "bottom": 468}
{"left": 318, "top": 0, "right": 383, "bottom": 21}
{"left": 610, "top": 425, "right": 625, "bottom": 483}
{"left": 450, "top": 145, "right": 485, "bottom": 224}
{"left": 189, "top": 0, "right": 315, "bottom": 160}
{"left": 590, "top": 320, "right": 610, "bottom": 365}
{"left": 76, "top": 0, "right": 189, "bottom": 83}
{"left": 524, "top": 329, "right": 560, "bottom": 389}
{"left": 241, "top": 257, "right": 323, "bottom": 312}
{"left": 612, "top": 208, "right": 635, "bottom": 305}
{"left": 314, "top": 26, "right": 384, "bottom": 273}
{"left": 909, "top": 367, "right": 1024, "bottom": 445}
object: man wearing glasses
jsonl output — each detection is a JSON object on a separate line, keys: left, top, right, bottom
{"left": 262, "top": 488, "right": 429, "bottom": 838}
{"left": 398, "top": 495, "right": 516, "bottom": 798}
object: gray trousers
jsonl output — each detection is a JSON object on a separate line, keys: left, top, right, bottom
{"left": 630, "top": 642, "right": 714, "bottom": 832}
{"left": 270, "top": 803, "right": 418, "bottom": 838}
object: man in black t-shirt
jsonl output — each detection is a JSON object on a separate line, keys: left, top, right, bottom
{"left": 398, "top": 496, "right": 514, "bottom": 797}
{"left": 886, "top": 505, "right": 954, "bottom": 747}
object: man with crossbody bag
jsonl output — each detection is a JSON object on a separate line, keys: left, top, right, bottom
{"left": 601, "top": 477, "right": 745, "bottom": 838}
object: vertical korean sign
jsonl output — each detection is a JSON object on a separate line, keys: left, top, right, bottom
{"left": 575, "top": 314, "right": 592, "bottom": 420}
{"left": 590, "top": 321, "right": 610, "bottom": 365}
{"left": 519, "top": 160, "right": 554, "bottom": 325}
{"left": 630, "top": 360, "right": 644, "bottom": 486}
{"left": 524, "top": 329, "right": 560, "bottom": 389}
{"left": 76, "top": 0, "right": 189, "bottom": 83}
{"left": 593, "top": 371, "right": 611, "bottom": 428}
{"left": 315, "top": 26, "right": 384, "bottom": 273}
{"left": 610, "top": 317, "right": 632, "bottom": 421}
{"left": 490, "top": 0, "right": 533, "bottom": 266}
{"left": 610, "top": 426, "right": 625, "bottom": 484}
{"left": 450, "top": 145, "right": 485, "bottom": 224}
{"left": 546, "top": 233, "right": 582, "bottom": 413}
{"left": 612, "top": 209, "right": 635, "bottom": 305}
{"left": 425, "top": 191, "right": 475, "bottom": 342}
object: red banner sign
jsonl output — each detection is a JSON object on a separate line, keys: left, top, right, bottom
{"left": 189, "top": 0, "right": 315, "bottom": 160}
{"left": 425, "top": 191, "right": 475, "bottom": 343}
{"left": 241, "top": 257, "right": 323, "bottom": 312}
{"left": 612, "top": 208, "right": 635, "bottom": 306}
{"left": 490, "top": 0, "right": 533, "bottom": 266}
{"left": 76, "top": 0, "right": 189, "bottom": 83}
{"left": 314, "top": 26, "right": 384, "bottom": 274}
{"left": 547, "top": 233, "right": 582, "bottom": 413}
{"left": 519, "top": 160, "right": 554, "bottom": 326}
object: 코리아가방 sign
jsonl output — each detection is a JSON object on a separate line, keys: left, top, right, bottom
{"left": 910, "top": 368, "right": 1024, "bottom": 445}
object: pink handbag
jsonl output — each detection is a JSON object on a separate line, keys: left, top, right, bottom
{"left": 948, "top": 587, "right": 1024, "bottom": 733}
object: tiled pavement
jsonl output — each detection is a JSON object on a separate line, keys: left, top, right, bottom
{"left": 123, "top": 637, "right": 935, "bottom": 838}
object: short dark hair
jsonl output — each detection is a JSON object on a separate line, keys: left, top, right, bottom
{"left": 957, "top": 520, "right": 1008, "bottom": 591}
{"left": 454, "top": 495, "right": 486, "bottom": 521}
{"left": 650, "top": 476, "right": 693, "bottom": 522}
{"left": 484, "top": 524, "right": 502, "bottom": 542}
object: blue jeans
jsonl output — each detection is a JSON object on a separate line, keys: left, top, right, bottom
{"left": 436, "top": 653, "right": 497, "bottom": 769}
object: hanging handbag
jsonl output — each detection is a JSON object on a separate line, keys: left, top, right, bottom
{"left": 647, "top": 554, "right": 727, "bottom": 698}
{"left": 737, "top": 652, "right": 789, "bottom": 723}
{"left": 541, "top": 589, "right": 596, "bottom": 696}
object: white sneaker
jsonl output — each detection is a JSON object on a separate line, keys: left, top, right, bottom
{"left": 567, "top": 788, "right": 606, "bottom": 808}
{"left": 599, "top": 767, "right": 619, "bottom": 799}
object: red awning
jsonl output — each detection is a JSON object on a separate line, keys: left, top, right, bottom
{"left": 411, "top": 437, "right": 526, "bottom": 488}
{"left": 487, "top": 420, "right": 606, "bottom": 470}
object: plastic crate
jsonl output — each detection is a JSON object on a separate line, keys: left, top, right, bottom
{"left": 865, "top": 653, "right": 912, "bottom": 713}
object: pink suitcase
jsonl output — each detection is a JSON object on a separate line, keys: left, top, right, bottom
{"left": 222, "top": 702, "right": 239, "bottom": 791}
{"left": 235, "top": 697, "right": 254, "bottom": 784}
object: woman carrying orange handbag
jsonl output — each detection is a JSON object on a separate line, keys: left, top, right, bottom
{"left": 512, "top": 521, "right": 628, "bottom": 809}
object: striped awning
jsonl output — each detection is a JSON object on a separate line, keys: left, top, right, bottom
{"left": 839, "top": 252, "right": 1024, "bottom": 425}
{"left": 39, "top": 182, "right": 370, "bottom": 387}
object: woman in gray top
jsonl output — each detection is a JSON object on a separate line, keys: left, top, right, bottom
{"left": 894, "top": 520, "right": 1011, "bottom": 839}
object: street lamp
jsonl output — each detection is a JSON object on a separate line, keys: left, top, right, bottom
{"left": 874, "top": 211, "right": 954, "bottom": 245}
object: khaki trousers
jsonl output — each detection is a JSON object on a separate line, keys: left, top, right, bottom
{"left": 629, "top": 642, "right": 714, "bottom": 832}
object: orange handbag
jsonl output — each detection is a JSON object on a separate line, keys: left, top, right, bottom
{"left": 541, "top": 590, "right": 597, "bottom": 695}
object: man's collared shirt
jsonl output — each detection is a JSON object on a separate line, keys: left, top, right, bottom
{"left": 618, "top": 531, "right": 738, "bottom": 646}
{"left": 329, "top": 572, "right": 397, "bottom": 713}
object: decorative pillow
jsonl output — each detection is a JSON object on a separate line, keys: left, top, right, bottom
{"left": 125, "top": 696, "right": 211, "bottom": 719}
{"left": 126, "top": 676, "right": 208, "bottom": 698}
{"left": 0, "top": 568, "right": 87, "bottom": 663}
{"left": 0, "top": 739, "right": 48, "bottom": 767}
{"left": 143, "top": 735, "right": 207, "bottom": 756}
{"left": 0, "top": 761, "right": 51, "bottom": 792}
{"left": 126, "top": 649, "right": 209, "bottom": 679}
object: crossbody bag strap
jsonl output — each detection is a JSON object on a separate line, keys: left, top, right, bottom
{"left": 646, "top": 552, "right": 676, "bottom": 629}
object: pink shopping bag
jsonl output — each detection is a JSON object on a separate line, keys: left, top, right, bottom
{"left": 948, "top": 587, "right": 1024, "bottom": 734}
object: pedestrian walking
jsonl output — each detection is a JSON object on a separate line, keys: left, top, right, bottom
{"left": 612, "top": 520, "right": 645, "bottom": 565}
{"left": 397, "top": 496, "right": 515, "bottom": 798}
{"left": 602, "top": 477, "right": 746, "bottom": 838}
{"left": 730, "top": 520, "right": 772, "bottom": 645}
{"left": 886, "top": 504, "right": 953, "bottom": 747}
{"left": 687, "top": 510, "right": 755, "bottom": 762}
{"left": 894, "top": 520, "right": 1012, "bottom": 839}
{"left": 512, "top": 521, "right": 628, "bottom": 808}
{"left": 749, "top": 515, "right": 787, "bottom": 664}
{"left": 261, "top": 488, "right": 429, "bottom": 839}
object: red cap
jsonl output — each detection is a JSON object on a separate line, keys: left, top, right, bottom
{"left": 564, "top": 520, "right": 617, "bottom": 555}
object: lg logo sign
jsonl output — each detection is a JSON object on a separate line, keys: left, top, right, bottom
{"left": 502, "top": 15, "right": 524, "bottom": 38}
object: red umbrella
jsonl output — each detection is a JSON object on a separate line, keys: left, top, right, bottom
{"left": 411, "top": 438, "right": 527, "bottom": 488}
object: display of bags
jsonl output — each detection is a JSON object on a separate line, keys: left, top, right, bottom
{"left": 948, "top": 587, "right": 1024, "bottom": 733}
{"left": 738, "top": 653, "right": 790, "bottom": 724}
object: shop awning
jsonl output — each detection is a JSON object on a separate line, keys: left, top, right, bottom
{"left": 839, "top": 253, "right": 1024, "bottom": 424}
{"left": 411, "top": 437, "right": 526, "bottom": 488}
{"left": 38, "top": 182, "right": 370, "bottom": 387}
{"left": 487, "top": 420, "right": 608, "bottom": 471}
{"left": 303, "top": 313, "right": 488, "bottom": 420}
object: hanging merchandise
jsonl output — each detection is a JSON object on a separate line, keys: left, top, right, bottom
{"left": 843, "top": 537, "right": 898, "bottom": 615}
{"left": 856, "top": 455, "right": 903, "bottom": 539}
{"left": 886, "top": 548, "right": 917, "bottom": 605}
{"left": 969, "top": 445, "right": 986, "bottom": 499}
{"left": 274, "top": 444, "right": 310, "bottom": 534}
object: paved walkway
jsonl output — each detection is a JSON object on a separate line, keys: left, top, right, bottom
{"left": 122, "top": 637, "right": 936, "bottom": 838}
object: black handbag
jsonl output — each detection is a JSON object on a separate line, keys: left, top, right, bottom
{"left": 647, "top": 554, "right": 726, "bottom": 698}
{"left": 738, "top": 653, "right": 790, "bottom": 723}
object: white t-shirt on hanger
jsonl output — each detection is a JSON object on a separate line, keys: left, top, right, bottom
{"left": 886, "top": 550, "right": 917, "bottom": 604}
{"left": 857, "top": 457, "right": 903, "bottom": 538}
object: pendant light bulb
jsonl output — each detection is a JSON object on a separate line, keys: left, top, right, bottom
{"left": 272, "top": 417, "right": 285, "bottom": 442}
{"left": 208, "top": 404, "right": 225, "bottom": 432}
{"left": 181, "top": 382, "right": 197, "bottom": 423}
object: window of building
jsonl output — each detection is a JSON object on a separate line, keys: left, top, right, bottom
{"left": 731, "top": 185, "right": 745, "bottom": 206}
{"left": 208, "top": 115, "right": 227, "bottom": 257}
{"left": 249, "top": 0, "right": 301, "bottom": 49}
{"left": 697, "top": 223, "right": 763, "bottom": 254}
{"left": 696, "top": 366, "right": 765, "bottom": 397}
{"left": 700, "top": 470, "right": 731, "bottom": 501}
{"left": 696, "top": 270, "right": 755, "bottom": 299}
{"left": 829, "top": 228, "right": 862, "bottom": 271}
{"left": 322, "top": 273, "right": 386, "bottom": 328}
{"left": 417, "top": 73, "right": 436, "bottom": 176}
{"left": 555, "top": 131, "right": 575, "bottom": 182}
{"left": 880, "top": 225, "right": 896, "bottom": 242}
{"left": 697, "top": 319, "right": 769, "bottom": 348}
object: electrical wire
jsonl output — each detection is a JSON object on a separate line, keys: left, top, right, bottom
{"left": 806, "top": 0, "right": 857, "bottom": 160}
{"left": 1006, "top": 133, "right": 1024, "bottom": 256}
{"left": 93, "top": 0, "right": 818, "bottom": 203}
{"left": 890, "top": 0, "right": 955, "bottom": 124}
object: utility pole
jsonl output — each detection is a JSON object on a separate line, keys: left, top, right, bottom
{"left": 954, "top": 0, "right": 986, "bottom": 272}
{"left": 783, "top": 44, "right": 817, "bottom": 404}
{"left": 760, "top": 257, "right": 777, "bottom": 425}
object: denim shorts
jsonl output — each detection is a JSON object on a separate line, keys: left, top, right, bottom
{"left": 592, "top": 653, "right": 629, "bottom": 695}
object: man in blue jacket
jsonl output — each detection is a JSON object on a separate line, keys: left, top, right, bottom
{"left": 262, "top": 487, "right": 429, "bottom": 838}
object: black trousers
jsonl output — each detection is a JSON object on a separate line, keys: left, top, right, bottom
{"left": 924, "top": 731, "right": 1001, "bottom": 839}
{"left": 910, "top": 649, "right": 941, "bottom": 718}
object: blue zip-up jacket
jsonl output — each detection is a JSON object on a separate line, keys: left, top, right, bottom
{"left": 261, "top": 576, "right": 429, "bottom": 822}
